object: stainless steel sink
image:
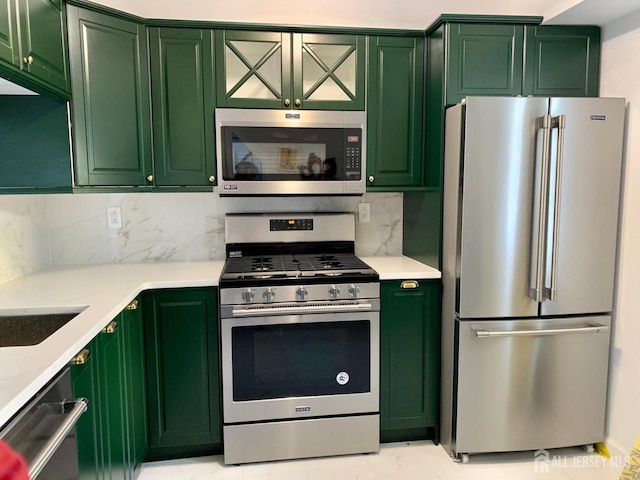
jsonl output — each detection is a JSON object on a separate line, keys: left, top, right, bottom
{"left": 0, "top": 310, "right": 83, "bottom": 347}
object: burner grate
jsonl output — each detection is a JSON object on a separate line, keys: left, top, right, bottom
{"left": 222, "top": 253, "right": 375, "bottom": 281}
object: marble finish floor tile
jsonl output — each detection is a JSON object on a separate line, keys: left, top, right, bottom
{"left": 138, "top": 441, "right": 624, "bottom": 480}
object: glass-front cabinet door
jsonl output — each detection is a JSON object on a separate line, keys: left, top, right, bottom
{"left": 293, "top": 33, "right": 365, "bottom": 110}
{"left": 216, "top": 30, "right": 291, "bottom": 109}
{"left": 216, "top": 30, "right": 364, "bottom": 110}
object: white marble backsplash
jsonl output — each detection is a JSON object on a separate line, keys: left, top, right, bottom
{"left": 0, "top": 196, "right": 50, "bottom": 285}
{"left": 44, "top": 192, "right": 403, "bottom": 265}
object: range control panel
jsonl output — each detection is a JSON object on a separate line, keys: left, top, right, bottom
{"left": 270, "top": 218, "right": 314, "bottom": 231}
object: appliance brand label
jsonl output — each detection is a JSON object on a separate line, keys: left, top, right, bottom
{"left": 223, "top": 184, "right": 238, "bottom": 191}
{"left": 285, "top": 113, "right": 301, "bottom": 119}
{"left": 590, "top": 115, "right": 606, "bottom": 121}
{"left": 295, "top": 406, "right": 311, "bottom": 412}
{"left": 336, "top": 372, "right": 350, "bottom": 385}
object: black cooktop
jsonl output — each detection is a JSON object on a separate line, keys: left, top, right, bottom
{"left": 220, "top": 253, "right": 378, "bottom": 286}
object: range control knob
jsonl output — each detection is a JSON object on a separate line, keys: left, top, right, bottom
{"left": 241, "top": 289, "right": 254, "bottom": 303}
{"left": 296, "top": 287, "right": 308, "bottom": 301}
{"left": 263, "top": 288, "right": 276, "bottom": 302}
{"left": 348, "top": 285, "right": 360, "bottom": 298}
{"left": 328, "top": 285, "right": 341, "bottom": 299}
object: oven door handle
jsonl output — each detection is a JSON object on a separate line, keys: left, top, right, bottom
{"left": 29, "top": 398, "right": 88, "bottom": 479}
{"left": 232, "top": 302, "right": 374, "bottom": 316}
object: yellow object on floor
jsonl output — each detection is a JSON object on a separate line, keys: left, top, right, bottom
{"left": 597, "top": 442, "right": 611, "bottom": 458}
{"left": 620, "top": 437, "right": 640, "bottom": 480}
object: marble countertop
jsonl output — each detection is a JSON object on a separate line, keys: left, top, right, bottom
{"left": 0, "top": 256, "right": 439, "bottom": 427}
{"left": 360, "top": 256, "right": 440, "bottom": 280}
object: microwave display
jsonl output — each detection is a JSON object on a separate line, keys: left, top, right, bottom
{"left": 221, "top": 126, "right": 362, "bottom": 182}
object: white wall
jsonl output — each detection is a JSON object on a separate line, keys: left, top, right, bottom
{"left": 0, "top": 196, "right": 50, "bottom": 285}
{"left": 600, "top": 10, "right": 640, "bottom": 455}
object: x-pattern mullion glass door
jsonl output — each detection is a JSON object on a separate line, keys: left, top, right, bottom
{"left": 294, "top": 33, "right": 365, "bottom": 110}
{"left": 217, "top": 30, "right": 291, "bottom": 108}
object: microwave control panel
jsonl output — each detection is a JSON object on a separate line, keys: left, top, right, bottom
{"left": 344, "top": 129, "right": 362, "bottom": 180}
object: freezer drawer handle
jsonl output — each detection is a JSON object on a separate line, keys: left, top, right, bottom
{"left": 474, "top": 324, "right": 609, "bottom": 338}
{"left": 28, "top": 398, "right": 88, "bottom": 479}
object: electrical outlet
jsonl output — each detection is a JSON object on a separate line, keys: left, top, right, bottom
{"left": 107, "top": 207, "right": 122, "bottom": 229}
{"left": 358, "top": 202, "right": 371, "bottom": 223}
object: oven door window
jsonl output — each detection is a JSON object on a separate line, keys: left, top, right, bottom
{"left": 221, "top": 126, "right": 361, "bottom": 182}
{"left": 231, "top": 320, "right": 370, "bottom": 401}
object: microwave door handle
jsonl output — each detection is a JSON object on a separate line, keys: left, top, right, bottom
{"left": 529, "top": 114, "right": 552, "bottom": 302}
{"left": 545, "top": 114, "right": 566, "bottom": 302}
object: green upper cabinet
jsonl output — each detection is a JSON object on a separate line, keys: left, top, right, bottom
{"left": 1, "top": 0, "right": 18, "bottom": 66}
{"left": 215, "top": 30, "right": 289, "bottom": 109}
{"left": 149, "top": 27, "right": 217, "bottom": 187}
{"left": 67, "top": 5, "right": 152, "bottom": 187}
{"left": 443, "top": 21, "right": 600, "bottom": 106}
{"left": 523, "top": 25, "right": 600, "bottom": 97}
{"left": 144, "top": 287, "right": 221, "bottom": 461}
{"left": 16, "top": 0, "right": 69, "bottom": 93}
{"left": 0, "top": 0, "right": 69, "bottom": 96}
{"left": 366, "top": 35, "right": 424, "bottom": 189}
{"left": 380, "top": 279, "right": 441, "bottom": 442}
{"left": 216, "top": 30, "right": 365, "bottom": 110}
{"left": 423, "top": 17, "right": 601, "bottom": 190}
{"left": 0, "top": 94, "right": 72, "bottom": 192}
{"left": 446, "top": 23, "right": 524, "bottom": 105}
{"left": 293, "top": 33, "right": 365, "bottom": 110}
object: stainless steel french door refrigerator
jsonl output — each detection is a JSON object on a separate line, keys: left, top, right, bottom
{"left": 440, "top": 96, "right": 625, "bottom": 461}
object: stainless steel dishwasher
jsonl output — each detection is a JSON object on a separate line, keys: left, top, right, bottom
{"left": 0, "top": 368, "right": 87, "bottom": 479}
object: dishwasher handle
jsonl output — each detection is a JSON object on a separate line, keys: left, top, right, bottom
{"left": 28, "top": 398, "right": 88, "bottom": 479}
{"left": 474, "top": 323, "right": 609, "bottom": 338}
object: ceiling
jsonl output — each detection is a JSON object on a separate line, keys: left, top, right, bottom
{"left": 87, "top": 0, "right": 640, "bottom": 29}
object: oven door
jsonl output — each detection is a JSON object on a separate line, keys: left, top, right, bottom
{"left": 221, "top": 311, "right": 379, "bottom": 424}
{"left": 215, "top": 108, "right": 366, "bottom": 195}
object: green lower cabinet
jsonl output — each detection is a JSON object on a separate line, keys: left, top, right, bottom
{"left": 70, "top": 297, "right": 148, "bottom": 480}
{"left": 366, "top": 35, "right": 424, "bottom": 190}
{"left": 69, "top": 341, "right": 101, "bottom": 480}
{"left": 380, "top": 279, "right": 441, "bottom": 443}
{"left": 121, "top": 298, "right": 148, "bottom": 475}
{"left": 144, "top": 288, "right": 221, "bottom": 461}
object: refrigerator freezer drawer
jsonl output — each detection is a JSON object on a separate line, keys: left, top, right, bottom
{"left": 454, "top": 316, "right": 610, "bottom": 455}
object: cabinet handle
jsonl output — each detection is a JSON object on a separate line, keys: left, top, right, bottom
{"left": 23, "top": 55, "right": 34, "bottom": 65}
{"left": 284, "top": 98, "right": 291, "bottom": 107}
{"left": 294, "top": 98, "right": 301, "bottom": 107}
{"left": 125, "top": 299, "right": 138, "bottom": 310}
{"left": 101, "top": 321, "right": 118, "bottom": 334}
{"left": 400, "top": 280, "right": 419, "bottom": 289}
{"left": 70, "top": 348, "right": 91, "bottom": 365}
{"left": 146, "top": 175, "right": 153, "bottom": 182}
{"left": 208, "top": 175, "right": 216, "bottom": 183}
{"left": 368, "top": 175, "right": 374, "bottom": 183}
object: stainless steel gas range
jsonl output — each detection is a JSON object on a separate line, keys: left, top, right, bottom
{"left": 219, "top": 213, "right": 380, "bottom": 465}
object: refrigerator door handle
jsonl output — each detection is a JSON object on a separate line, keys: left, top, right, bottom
{"left": 474, "top": 323, "right": 609, "bottom": 338}
{"left": 546, "top": 115, "right": 566, "bottom": 302}
{"left": 529, "top": 114, "right": 552, "bottom": 302}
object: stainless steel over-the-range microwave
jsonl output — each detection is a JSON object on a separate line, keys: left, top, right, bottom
{"left": 215, "top": 108, "right": 366, "bottom": 196}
